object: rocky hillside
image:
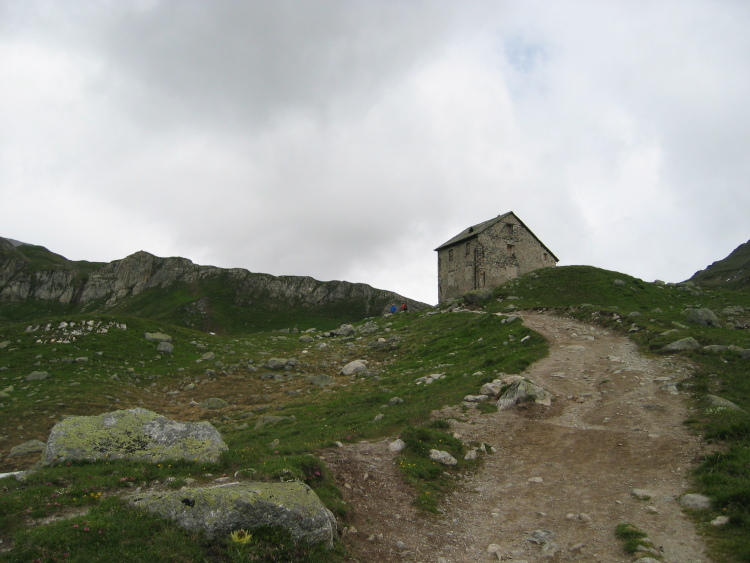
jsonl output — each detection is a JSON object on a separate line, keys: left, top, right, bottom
{"left": 689, "top": 239, "right": 750, "bottom": 291}
{"left": 0, "top": 237, "right": 427, "bottom": 332}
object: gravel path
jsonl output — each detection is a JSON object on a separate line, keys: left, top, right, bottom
{"left": 323, "top": 312, "right": 711, "bottom": 563}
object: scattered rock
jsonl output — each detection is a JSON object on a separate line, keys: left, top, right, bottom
{"left": 706, "top": 394, "right": 746, "bottom": 412}
{"left": 631, "top": 489, "right": 654, "bottom": 500}
{"left": 687, "top": 308, "right": 720, "bottom": 327}
{"left": 26, "top": 371, "right": 50, "bottom": 381}
{"left": 254, "top": 415, "right": 295, "bottom": 431}
{"left": 711, "top": 516, "right": 730, "bottom": 526}
{"left": 331, "top": 324, "right": 355, "bottom": 337}
{"left": 144, "top": 332, "right": 172, "bottom": 343}
{"left": 680, "top": 493, "right": 711, "bottom": 510}
{"left": 308, "top": 374, "right": 335, "bottom": 386}
{"left": 429, "top": 449, "right": 457, "bottom": 466}
{"left": 9, "top": 439, "right": 47, "bottom": 457}
{"left": 388, "top": 439, "right": 406, "bottom": 453}
{"left": 199, "top": 397, "right": 228, "bottom": 410}
{"left": 663, "top": 337, "right": 701, "bottom": 352}
{"left": 156, "top": 341, "right": 174, "bottom": 354}
{"left": 341, "top": 360, "right": 368, "bottom": 376}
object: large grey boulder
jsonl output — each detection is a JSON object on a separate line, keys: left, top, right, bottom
{"left": 663, "top": 337, "right": 701, "bottom": 352}
{"left": 128, "top": 481, "right": 337, "bottom": 546}
{"left": 687, "top": 308, "right": 720, "bottom": 327}
{"left": 42, "top": 408, "right": 227, "bottom": 465}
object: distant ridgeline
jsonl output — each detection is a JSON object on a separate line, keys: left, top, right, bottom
{"left": 689, "top": 239, "right": 750, "bottom": 291}
{"left": 0, "top": 237, "right": 427, "bottom": 333}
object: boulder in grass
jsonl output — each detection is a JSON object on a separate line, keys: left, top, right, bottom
{"left": 663, "top": 337, "right": 701, "bottom": 352}
{"left": 145, "top": 332, "right": 173, "bottom": 343}
{"left": 128, "top": 481, "right": 337, "bottom": 546}
{"left": 26, "top": 371, "right": 50, "bottom": 381}
{"left": 687, "top": 308, "right": 720, "bottom": 327}
{"left": 42, "top": 408, "right": 227, "bottom": 465}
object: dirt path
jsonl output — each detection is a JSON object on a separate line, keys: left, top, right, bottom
{"left": 321, "top": 312, "right": 711, "bottom": 563}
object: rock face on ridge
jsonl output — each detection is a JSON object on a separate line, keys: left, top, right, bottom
{"left": 0, "top": 238, "right": 428, "bottom": 330}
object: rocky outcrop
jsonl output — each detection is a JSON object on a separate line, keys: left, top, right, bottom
{"left": 42, "top": 408, "right": 227, "bottom": 465}
{"left": 128, "top": 481, "right": 337, "bottom": 546}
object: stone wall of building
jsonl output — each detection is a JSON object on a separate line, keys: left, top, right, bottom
{"left": 437, "top": 215, "right": 555, "bottom": 302}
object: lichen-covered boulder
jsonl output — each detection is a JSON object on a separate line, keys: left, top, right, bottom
{"left": 128, "top": 481, "right": 337, "bottom": 546}
{"left": 42, "top": 408, "right": 227, "bottom": 465}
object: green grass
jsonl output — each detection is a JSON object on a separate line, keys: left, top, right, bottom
{"left": 614, "top": 523, "right": 662, "bottom": 559}
{"left": 396, "top": 423, "right": 477, "bottom": 512}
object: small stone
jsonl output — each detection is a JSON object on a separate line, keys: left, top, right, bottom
{"left": 680, "top": 493, "right": 711, "bottom": 510}
{"left": 631, "top": 489, "right": 653, "bottom": 500}
{"left": 527, "top": 476, "right": 543, "bottom": 483}
{"left": 388, "top": 439, "right": 406, "bottom": 453}
{"left": 711, "top": 516, "right": 730, "bottom": 526}
{"left": 429, "top": 449, "right": 457, "bottom": 466}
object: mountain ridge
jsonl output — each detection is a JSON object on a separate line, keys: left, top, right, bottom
{"left": 0, "top": 237, "right": 428, "bottom": 332}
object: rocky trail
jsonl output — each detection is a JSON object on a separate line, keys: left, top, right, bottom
{"left": 322, "top": 312, "right": 711, "bottom": 563}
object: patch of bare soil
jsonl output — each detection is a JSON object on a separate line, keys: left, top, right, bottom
{"left": 322, "top": 312, "right": 711, "bottom": 563}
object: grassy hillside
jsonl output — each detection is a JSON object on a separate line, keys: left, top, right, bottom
{"left": 1, "top": 264, "right": 749, "bottom": 561}
{"left": 690, "top": 240, "right": 750, "bottom": 291}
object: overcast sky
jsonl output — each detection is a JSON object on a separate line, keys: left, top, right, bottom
{"left": 2, "top": 1, "right": 749, "bottom": 305}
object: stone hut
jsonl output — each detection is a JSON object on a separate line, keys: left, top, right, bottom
{"left": 435, "top": 211, "right": 558, "bottom": 303}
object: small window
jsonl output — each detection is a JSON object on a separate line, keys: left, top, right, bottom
{"left": 448, "top": 249, "right": 453, "bottom": 261}
{"left": 543, "top": 253, "right": 548, "bottom": 261}
{"left": 480, "top": 272, "right": 486, "bottom": 287}
{"left": 507, "top": 244, "right": 515, "bottom": 257}
{"left": 465, "top": 242, "right": 470, "bottom": 256}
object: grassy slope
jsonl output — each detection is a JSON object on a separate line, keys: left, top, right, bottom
{"left": 1, "top": 264, "right": 749, "bottom": 561}
{"left": 0, "top": 304, "right": 547, "bottom": 561}
{"left": 690, "top": 240, "right": 750, "bottom": 291}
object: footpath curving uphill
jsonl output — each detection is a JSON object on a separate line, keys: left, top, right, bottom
{"left": 324, "top": 312, "right": 710, "bottom": 563}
